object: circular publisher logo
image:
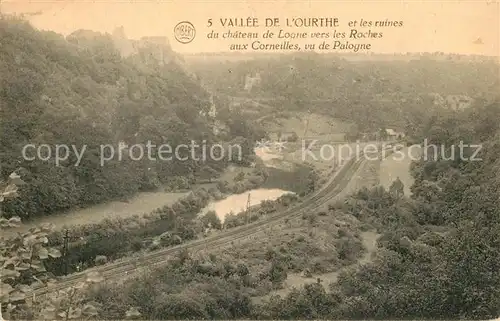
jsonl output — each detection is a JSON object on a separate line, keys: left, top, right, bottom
{"left": 174, "top": 21, "right": 196, "bottom": 44}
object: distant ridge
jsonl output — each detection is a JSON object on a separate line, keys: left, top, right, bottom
{"left": 182, "top": 51, "right": 499, "bottom": 63}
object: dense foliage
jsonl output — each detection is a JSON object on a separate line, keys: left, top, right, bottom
{"left": 0, "top": 16, "right": 259, "bottom": 220}
{"left": 254, "top": 101, "right": 500, "bottom": 319}
{"left": 2, "top": 13, "right": 500, "bottom": 320}
{"left": 1, "top": 171, "right": 107, "bottom": 320}
{"left": 189, "top": 53, "right": 499, "bottom": 134}
{"left": 78, "top": 101, "right": 500, "bottom": 320}
{"left": 87, "top": 210, "right": 366, "bottom": 320}
{"left": 44, "top": 167, "right": 269, "bottom": 275}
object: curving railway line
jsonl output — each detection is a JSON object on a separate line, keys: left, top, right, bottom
{"left": 30, "top": 146, "right": 390, "bottom": 297}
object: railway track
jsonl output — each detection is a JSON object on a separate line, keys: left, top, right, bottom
{"left": 30, "top": 146, "right": 389, "bottom": 297}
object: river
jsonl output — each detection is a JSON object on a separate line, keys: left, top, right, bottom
{"left": 379, "top": 145, "right": 422, "bottom": 195}
{"left": 4, "top": 146, "right": 293, "bottom": 237}
{"left": 202, "top": 142, "right": 376, "bottom": 223}
{"left": 200, "top": 188, "right": 294, "bottom": 223}
{"left": 3, "top": 190, "right": 187, "bottom": 237}
{"left": 200, "top": 146, "right": 295, "bottom": 223}
{"left": 3, "top": 144, "right": 419, "bottom": 237}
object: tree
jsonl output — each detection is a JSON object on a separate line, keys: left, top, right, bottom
{"left": 176, "top": 249, "right": 190, "bottom": 266}
{"left": 389, "top": 177, "right": 405, "bottom": 199}
{"left": 201, "top": 210, "right": 222, "bottom": 230}
{"left": 287, "top": 132, "right": 299, "bottom": 142}
{"left": 269, "top": 260, "right": 287, "bottom": 285}
{"left": 379, "top": 128, "right": 388, "bottom": 141}
{"left": 200, "top": 165, "right": 218, "bottom": 183}
{"left": 236, "top": 263, "right": 249, "bottom": 277}
{"left": 233, "top": 171, "right": 245, "bottom": 182}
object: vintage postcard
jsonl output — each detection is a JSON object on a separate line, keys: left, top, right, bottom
{"left": 0, "top": 1, "right": 499, "bottom": 320}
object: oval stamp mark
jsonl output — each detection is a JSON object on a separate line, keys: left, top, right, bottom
{"left": 174, "top": 21, "right": 196, "bottom": 44}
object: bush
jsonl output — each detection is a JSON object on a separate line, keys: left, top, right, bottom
{"left": 95, "top": 255, "right": 108, "bottom": 265}
{"left": 45, "top": 190, "right": 212, "bottom": 275}
{"left": 201, "top": 210, "right": 222, "bottom": 229}
{"left": 42, "top": 165, "right": 267, "bottom": 275}
{"left": 234, "top": 172, "right": 245, "bottom": 182}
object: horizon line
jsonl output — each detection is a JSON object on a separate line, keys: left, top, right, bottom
{"left": 179, "top": 51, "right": 500, "bottom": 58}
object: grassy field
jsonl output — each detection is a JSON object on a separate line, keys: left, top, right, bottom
{"left": 218, "top": 165, "right": 256, "bottom": 182}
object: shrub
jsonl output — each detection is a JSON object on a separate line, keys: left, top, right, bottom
{"left": 201, "top": 210, "right": 222, "bottom": 229}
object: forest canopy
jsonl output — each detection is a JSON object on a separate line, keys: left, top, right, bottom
{"left": 0, "top": 16, "right": 258, "bottom": 219}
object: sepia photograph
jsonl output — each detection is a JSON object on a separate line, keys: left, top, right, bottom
{"left": 0, "top": 1, "right": 499, "bottom": 320}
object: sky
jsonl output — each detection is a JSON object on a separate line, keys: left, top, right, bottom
{"left": 1, "top": 0, "right": 499, "bottom": 56}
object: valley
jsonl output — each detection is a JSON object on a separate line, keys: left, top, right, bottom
{"left": 0, "top": 8, "right": 499, "bottom": 321}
